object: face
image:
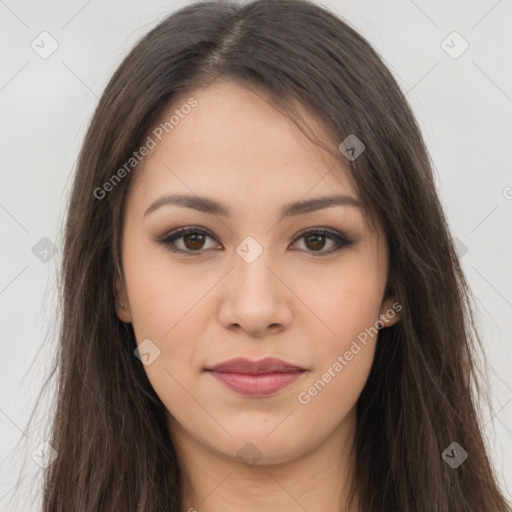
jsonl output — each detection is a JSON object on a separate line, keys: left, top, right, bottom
{"left": 114, "top": 80, "right": 400, "bottom": 467}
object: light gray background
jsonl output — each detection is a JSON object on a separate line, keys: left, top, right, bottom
{"left": 1, "top": 0, "right": 511, "bottom": 510}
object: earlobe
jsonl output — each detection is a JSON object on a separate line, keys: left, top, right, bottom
{"left": 113, "top": 275, "right": 132, "bottom": 323}
{"left": 378, "top": 296, "right": 402, "bottom": 328}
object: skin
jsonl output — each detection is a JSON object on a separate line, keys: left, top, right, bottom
{"left": 114, "top": 80, "right": 401, "bottom": 512}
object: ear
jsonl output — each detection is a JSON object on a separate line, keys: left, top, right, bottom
{"left": 114, "top": 273, "right": 132, "bottom": 324}
{"left": 378, "top": 293, "right": 402, "bottom": 329}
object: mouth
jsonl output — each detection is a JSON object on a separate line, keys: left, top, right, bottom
{"left": 204, "top": 357, "right": 307, "bottom": 396}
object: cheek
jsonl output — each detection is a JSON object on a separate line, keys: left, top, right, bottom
{"left": 122, "top": 235, "right": 202, "bottom": 336}
{"left": 296, "top": 341, "right": 375, "bottom": 435}
{"left": 297, "top": 315, "right": 378, "bottom": 424}
{"left": 295, "top": 263, "right": 383, "bottom": 414}
{"left": 301, "top": 255, "right": 385, "bottom": 342}
{"left": 120, "top": 243, "right": 200, "bottom": 411}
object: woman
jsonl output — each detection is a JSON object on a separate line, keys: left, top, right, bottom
{"left": 38, "top": 0, "right": 511, "bottom": 510}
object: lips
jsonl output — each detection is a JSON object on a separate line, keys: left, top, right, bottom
{"left": 205, "top": 357, "right": 306, "bottom": 396}
{"left": 206, "top": 357, "right": 305, "bottom": 374}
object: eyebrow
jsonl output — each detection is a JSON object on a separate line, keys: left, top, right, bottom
{"left": 144, "top": 193, "right": 362, "bottom": 218}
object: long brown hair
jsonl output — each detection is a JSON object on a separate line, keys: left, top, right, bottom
{"left": 26, "top": 0, "right": 511, "bottom": 510}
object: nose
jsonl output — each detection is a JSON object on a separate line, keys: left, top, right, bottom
{"left": 218, "top": 245, "right": 293, "bottom": 337}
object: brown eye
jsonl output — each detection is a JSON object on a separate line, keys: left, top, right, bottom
{"left": 291, "top": 228, "right": 354, "bottom": 255}
{"left": 183, "top": 232, "right": 206, "bottom": 250}
{"left": 158, "top": 227, "right": 220, "bottom": 253}
{"left": 304, "top": 233, "right": 328, "bottom": 251}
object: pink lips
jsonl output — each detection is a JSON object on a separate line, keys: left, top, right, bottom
{"left": 205, "top": 357, "right": 306, "bottom": 396}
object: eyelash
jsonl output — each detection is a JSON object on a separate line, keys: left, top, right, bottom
{"left": 157, "top": 226, "right": 354, "bottom": 256}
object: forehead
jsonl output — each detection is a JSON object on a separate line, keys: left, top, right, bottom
{"left": 130, "top": 80, "right": 359, "bottom": 209}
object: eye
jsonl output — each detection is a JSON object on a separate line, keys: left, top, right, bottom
{"left": 157, "top": 226, "right": 220, "bottom": 253}
{"left": 157, "top": 226, "right": 354, "bottom": 255}
{"left": 289, "top": 227, "right": 354, "bottom": 255}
